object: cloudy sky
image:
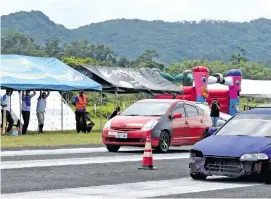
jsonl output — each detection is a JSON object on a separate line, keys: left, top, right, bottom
{"left": 1, "top": 0, "right": 271, "bottom": 29}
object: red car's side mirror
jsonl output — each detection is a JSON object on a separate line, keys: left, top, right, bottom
{"left": 172, "top": 113, "right": 182, "bottom": 119}
{"left": 117, "top": 112, "right": 121, "bottom": 115}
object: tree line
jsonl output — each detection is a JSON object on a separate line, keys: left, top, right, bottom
{"left": 3, "top": 11, "right": 271, "bottom": 64}
{"left": 1, "top": 29, "right": 271, "bottom": 80}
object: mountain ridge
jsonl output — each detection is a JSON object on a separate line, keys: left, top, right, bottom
{"left": 2, "top": 10, "right": 270, "bottom": 29}
{"left": 1, "top": 10, "right": 271, "bottom": 63}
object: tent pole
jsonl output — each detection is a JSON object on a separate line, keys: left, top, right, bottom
{"left": 19, "top": 91, "right": 22, "bottom": 136}
{"left": 115, "top": 89, "right": 118, "bottom": 109}
{"left": 61, "top": 91, "right": 63, "bottom": 133}
{"left": 100, "top": 92, "right": 102, "bottom": 131}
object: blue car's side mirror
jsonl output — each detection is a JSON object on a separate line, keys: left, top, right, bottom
{"left": 208, "top": 127, "right": 218, "bottom": 135}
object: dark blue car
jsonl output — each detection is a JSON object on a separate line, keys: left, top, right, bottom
{"left": 189, "top": 108, "right": 271, "bottom": 184}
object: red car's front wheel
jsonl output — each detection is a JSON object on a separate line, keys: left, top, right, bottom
{"left": 106, "top": 145, "right": 120, "bottom": 152}
{"left": 155, "top": 131, "right": 170, "bottom": 153}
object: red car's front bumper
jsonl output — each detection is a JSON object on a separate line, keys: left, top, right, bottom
{"left": 102, "top": 129, "right": 159, "bottom": 147}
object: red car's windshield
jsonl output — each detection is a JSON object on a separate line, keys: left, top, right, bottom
{"left": 120, "top": 101, "right": 171, "bottom": 116}
{"left": 216, "top": 114, "right": 271, "bottom": 137}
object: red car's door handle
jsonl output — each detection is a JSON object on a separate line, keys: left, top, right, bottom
{"left": 200, "top": 120, "right": 203, "bottom": 123}
{"left": 185, "top": 121, "right": 188, "bottom": 125}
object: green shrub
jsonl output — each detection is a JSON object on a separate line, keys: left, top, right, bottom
{"left": 69, "top": 102, "right": 133, "bottom": 119}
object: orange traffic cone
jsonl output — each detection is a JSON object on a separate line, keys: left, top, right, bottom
{"left": 138, "top": 136, "right": 156, "bottom": 170}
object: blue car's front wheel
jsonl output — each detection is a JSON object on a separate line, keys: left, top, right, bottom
{"left": 190, "top": 172, "right": 207, "bottom": 180}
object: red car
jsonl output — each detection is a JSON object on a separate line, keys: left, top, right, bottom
{"left": 102, "top": 99, "right": 212, "bottom": 153}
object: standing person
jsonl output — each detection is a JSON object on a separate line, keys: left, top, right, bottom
{"left": 1, "top": 88, "right": 14, "bottom": 134}
{"left": 109, "top": 107, "right": 120, "bottom": 119}
{"left": 36, "top": 90, "right": 50, "bottom": 133}
{"left": 0, "top": 93, "right": 2, "bottom": 132}
{"left": 21, "top": 90, "right": 36, "bottom": 135}
{"left": 72, "top": 90, "right": 87, "bottom": 133}
{"left": 210, "top": 97, "right": 220, "bottom": 127}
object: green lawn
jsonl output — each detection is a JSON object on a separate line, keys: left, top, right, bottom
{"left": 91, "top": 118, "right": 107, "bottom": 131}
{"left": 1, "top": 131, "right": 103, "bottom": 148}
{"left": 1, "top": 117, "right": 106, "bottom": 148}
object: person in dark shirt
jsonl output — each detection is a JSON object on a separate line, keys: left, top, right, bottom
{"left": 210, "top": 97, "right": 220, "bottom": 127}
{"left": 21, "top": 90, "right": 36, "bottom": 135}
{"left": 109, "top": 107, "right": 120, "bottom": 119}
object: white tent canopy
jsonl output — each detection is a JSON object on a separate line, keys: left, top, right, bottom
{"left": 208, "top": 79, "right": 271, "bottom": 99}
{"left": 0, "top": 90, "right": 76, "bottom": 131}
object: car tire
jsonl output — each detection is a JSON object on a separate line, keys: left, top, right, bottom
{"left": 155, "top": 131, "right": 170, "bottom": 153}
{"left": 190, "top": 172, "right": 207, "bottom": 180}
{"left": 261, "top": 161, "right": 271, "bottom": 184}
{"left": 106, "top": 145, "right": 120, "bottom": 152}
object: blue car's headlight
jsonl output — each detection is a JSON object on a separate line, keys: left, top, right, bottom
{"left": 240, "top": 153, "right": 268, "bottom": 161}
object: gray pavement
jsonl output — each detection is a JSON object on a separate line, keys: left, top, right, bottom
{"left": 1, "top": 146, "right": 270, "bottom": 198}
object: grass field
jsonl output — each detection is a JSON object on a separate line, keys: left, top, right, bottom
{"left": 90, "top": 118, "right": 107, "bottom": 131}
{"left": 1, "top": 131, "right": 103, "bottom": 148}
{"left": 1, "top": 118, "right": 106, "bottom": 148}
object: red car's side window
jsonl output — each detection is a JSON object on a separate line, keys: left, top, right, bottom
{"left": 171, "top": 103, "right": 186, "bottom": 117}
{"left": 185, "top": 104, "right": 199, "bottom": 117}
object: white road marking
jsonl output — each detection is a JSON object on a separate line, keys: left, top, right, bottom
{"left": 1, "top": 153, "right": 189, "bottom": 169}
{"left": 1, "top": 147, "right": 144, "bottom": 157}
{"left": 1, "top": 177, "right": 258, "bottom": 199}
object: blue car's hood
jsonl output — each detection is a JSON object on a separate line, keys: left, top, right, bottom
{"left": 193, "top": 135, "right": 271, "bottom": 157}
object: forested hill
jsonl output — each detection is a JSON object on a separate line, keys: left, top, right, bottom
{"left": 1, "top": 10, "right": 271, "bottom": 64}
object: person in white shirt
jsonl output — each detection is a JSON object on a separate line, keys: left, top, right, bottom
{"left": 1, "top": 89, "right": 14, "bottom": 134}
{"left": 36, "top": 90, "right": 50, "bottom": 133}
{"left": 21, "top": 90, "right": 36, "bottom": 135}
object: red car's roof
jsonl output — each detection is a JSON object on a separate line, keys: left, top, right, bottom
{"left": 137, "top": 99, "right": 188, "bottom": 103}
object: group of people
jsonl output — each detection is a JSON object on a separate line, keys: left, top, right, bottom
{"left": 0, "top": 88, "right": 50, "bottom": 135}
{"left": 1, "top": 88, "right": 120, "bottom": 135}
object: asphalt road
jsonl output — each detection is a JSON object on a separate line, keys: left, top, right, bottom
{"left": 1, "top": 146, "right": 270, "bottom": 198}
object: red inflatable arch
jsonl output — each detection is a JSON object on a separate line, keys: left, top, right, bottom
{"left": 181, "top": 87, "right": 196, "bottom": 101}
{"left": 155, "top": 87, "right": 196, "bottom": 101}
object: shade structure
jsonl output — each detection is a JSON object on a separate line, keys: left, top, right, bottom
{"left": 0, "top": 54, "right": 102, "bottom": 91}
{"left": 75, "top": 65, "right": 183, "bottom": 94}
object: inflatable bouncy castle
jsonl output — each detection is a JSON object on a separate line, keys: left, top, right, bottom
{"left": 154, "top": 67, "right": 242, "bottom": 115}
{"left": 218, "top": 69, "right": 242, "bottom": 115}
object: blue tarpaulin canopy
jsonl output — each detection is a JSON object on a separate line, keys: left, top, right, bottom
{"left": 0, "top": 54, "right": 102, "bottom": 91}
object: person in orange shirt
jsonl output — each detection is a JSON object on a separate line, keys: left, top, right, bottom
{"left": 72, "top": 90, "right": 87, "bottom": 133}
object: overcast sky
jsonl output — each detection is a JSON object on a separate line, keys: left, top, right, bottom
{"left": 1, "top": 0, "right": 271, "bottom": 29}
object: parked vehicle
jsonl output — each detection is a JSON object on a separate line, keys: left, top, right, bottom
{"left": 189, "top": 108, "right": 271, "bottom": 184}
{"left": 102, "top": 99, "right": 212, "bottom": 153}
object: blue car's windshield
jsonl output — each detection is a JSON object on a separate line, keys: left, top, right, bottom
{"left": 216, "top": 114, "right": 271, "bottom": 137}
{"left": 120, "top": 102, "right": 171, "bottom": 116}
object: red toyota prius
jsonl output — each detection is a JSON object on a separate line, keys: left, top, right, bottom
{"left": 102, "top": 99, "right": 212, "bottom": 153}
